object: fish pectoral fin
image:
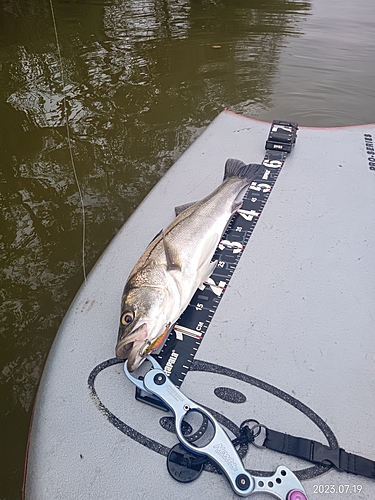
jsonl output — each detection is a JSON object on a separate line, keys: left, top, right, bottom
{"left": 196, "top": 232, "right": 219, "bottom": 279}
{"left": 199, "top": 260, "right": 218, "bottom": 286}
{"left": 162, "top": 231, "right": 181, "bottom": 271}
{"left": 174, "top": 201, "right": 196, "bottom": 217}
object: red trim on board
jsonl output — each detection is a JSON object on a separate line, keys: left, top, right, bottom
{"left": 223, "top": 108, "right": 271, "bottom": 125}
{"left": 22, "top": 384, "right": 39, "bottom": 500}
{"left": 22, "top": 348, "right": 50, "bottom": 499}
{"left": 223, "top": 108, "right": 375, "bottom": 130}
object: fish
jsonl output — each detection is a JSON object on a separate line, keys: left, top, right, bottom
{"left": 115, "top": 159, "right": 264, "bottom": 371}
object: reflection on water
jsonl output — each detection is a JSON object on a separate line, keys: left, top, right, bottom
{"left": 1, "top": 0, "right": 375, "bottom": 497}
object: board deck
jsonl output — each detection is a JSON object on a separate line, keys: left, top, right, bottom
{"left": 24, "top": 111, "right": 375, "bottom": 500}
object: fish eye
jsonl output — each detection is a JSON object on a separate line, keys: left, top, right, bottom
{"left": 121, "top": 311, "right": 134, "bottom": 325}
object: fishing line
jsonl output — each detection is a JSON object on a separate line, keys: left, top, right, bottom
{"left": 49, "top": 0, "right": 87, "bottom": 282}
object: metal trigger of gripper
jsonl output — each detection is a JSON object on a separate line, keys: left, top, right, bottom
{"left": 124, "top": 356, "right": 308, "bottom": 500}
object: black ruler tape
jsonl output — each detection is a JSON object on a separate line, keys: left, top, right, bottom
{"left": 136, "top": 120, "right": 298, "bottom": 407}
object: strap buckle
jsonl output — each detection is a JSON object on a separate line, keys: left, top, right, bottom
{"left": 311, "top": 442, "right": 343, "bottom": 471}
{"left": 265, "top": 120, "right": 298, "bottom": 153}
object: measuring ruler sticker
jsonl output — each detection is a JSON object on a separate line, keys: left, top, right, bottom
{"left": 144, "top": 121, "right": 298, "bottom": 391}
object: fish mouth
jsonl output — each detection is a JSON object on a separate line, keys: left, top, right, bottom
{"left": 127, "top": 349, "right": 147, "bottom": 372}
{"left": 115, "top": 322, "right": 148, "bottom": 370}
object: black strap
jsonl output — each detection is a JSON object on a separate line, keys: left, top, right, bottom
{"left": 167, "top": 420, "right": 375, "bottom": 480}
{"left": 264, "top": 428, "right": 375, "bottom": 479}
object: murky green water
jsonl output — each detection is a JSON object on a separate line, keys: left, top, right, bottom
{"left": 0, "top": 0, "right": 374, "bottom": 498}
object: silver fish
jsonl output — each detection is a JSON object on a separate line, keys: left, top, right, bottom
{"left": 116, "top": 159, "right": 264, "bottom": 371}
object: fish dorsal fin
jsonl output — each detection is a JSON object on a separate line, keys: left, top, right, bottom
{"left": 149, "top": 229, "right": 162, "bottom": 243}
{"left": 174, "top": 201, "right": 196, "bottom": 217}
{"left": 162, "top": 231, "right": 181, "bottom": 271}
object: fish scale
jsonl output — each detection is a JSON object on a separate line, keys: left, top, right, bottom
{"left": 137, "top": 120, "right": 299, "bottom": 398}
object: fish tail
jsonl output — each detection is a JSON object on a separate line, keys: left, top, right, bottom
{"left": 223, "top": 159, "right": 264, "bottom": 182}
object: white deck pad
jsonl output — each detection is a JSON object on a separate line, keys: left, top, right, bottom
{"left": 24, "top": 111, "right": 375, "bottom": 500}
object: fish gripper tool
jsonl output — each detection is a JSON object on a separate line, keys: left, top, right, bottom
{"left": 124, "top": 356, "right": 308, "bottom": 500}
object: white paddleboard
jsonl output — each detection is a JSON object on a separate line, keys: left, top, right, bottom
{"left": 24, "top": 111, "right": 375, "bottom": 500}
